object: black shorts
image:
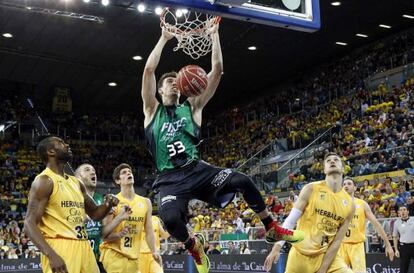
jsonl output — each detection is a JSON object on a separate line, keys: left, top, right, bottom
{"left": 154, "top": 160, "right": 236, "bottom": 208}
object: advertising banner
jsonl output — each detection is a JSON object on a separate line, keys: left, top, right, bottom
{"left": 1, "top": 253, "right": 413, "bottom": 273}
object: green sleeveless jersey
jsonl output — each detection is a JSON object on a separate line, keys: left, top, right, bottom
{"left": 145, "top": 101, "right": 200, "bottom": 172}
{"left": 85, "top": 192, "right": 103, "bottom": 259}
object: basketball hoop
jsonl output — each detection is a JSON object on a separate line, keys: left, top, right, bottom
{"left": 160, "top": 8, "right": 221, "bottom": 60}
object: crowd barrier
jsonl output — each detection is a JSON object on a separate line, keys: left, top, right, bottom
{"left": 1, "top": 253, "right": 412, "bottom": 273}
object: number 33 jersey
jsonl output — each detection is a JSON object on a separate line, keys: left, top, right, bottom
{"left": 100, "top": 193, "right": 148, "bottom": 259}
{"left": 145, "top": 101, "right": 200, "bottom": 173}
{"left": 294, "top": 181, "right": 354, "bottom": 256}
{"left": 35, "top": 168, "right": 88, "bottom": 240}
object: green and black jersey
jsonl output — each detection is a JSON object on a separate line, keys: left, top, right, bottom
{"left": 145, "top": 101, "right": 200, "bottom": 173}
{"left": 85, "top": 192, "right": 103, "bottom": 259}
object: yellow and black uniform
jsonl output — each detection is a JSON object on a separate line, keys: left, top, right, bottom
{"left": 139, "top": 216, "right": 163, "bottom": 273}
{"left": 37, "top": 168, "right": 98, "bottom": 273}
{"left": 100, "top": 193, "right": 148, "bottom": 273}
{"left": 285, "top": 181, "right": 354, "bottom": 273}
{"left": 339, "top": 198, "right": 366, "bottom": 273}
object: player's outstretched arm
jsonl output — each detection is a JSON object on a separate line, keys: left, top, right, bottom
{"left": 80, "top": 181, "right": 118, "bottom": 221}
{"left": 264, "top": 183, "right": 313, "bottom": 272}
{"left": 317, "top": 201, "right": 356, "bottom": 273}
{"left": 24, "top": 176, "right": 68, "bottom": 273}
{"left": 144, "top": 199, "right": 162, "bottom": 264}
{"left": 142, "top": 30, "right": 173, "bottom": 127}
{"left": 363, "top": 200, "right": 394, "bottom": 261}
{"left": 188, "top": 23, "right": 223, "bottom": 113}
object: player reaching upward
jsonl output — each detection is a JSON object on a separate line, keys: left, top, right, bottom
{"left": 24, "top": 136, "right": 118, "bottom": 273}
{"left": 141, "top": 20, "right": 303, "bottom": 273}
{"left": 99, "top": 163, "right": 161, "bottom": 273}
{"left": 265, "top": 153, "right": 355, "bottom": 273}
{"left": 341, "top": 177, "right": 394, "bottom": 272}
{"left": 75, "top": 164, "right": 106, "bottom": 272}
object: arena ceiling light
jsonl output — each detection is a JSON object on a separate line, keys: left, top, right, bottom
{"left": 247, "top": 46, "right": 257, "bottom": 51}
{"left": 101, "top": 0, "right": 109, "bottom": 6}
{"left": 379, "top": 24, "right": 391, "bottom": 29}
{"left": 83, "top": 0, "right": 90, "bottom": 2}
{"left": 176, "top": 9, "right": 183, "bottom": 17}
{"left": 335, "top": 41, "right": 347, "bottom": 46}
{"left": 108, "top": 82, "right": 117, "bottom": 87}
{"left": 132, "top": 55, "right": 143, "bottom": 61}
{"left": 356, "top": 33, "right": 368, "bottom": 38}
{"left": 155, "top": 7, "right": 163, "bottom": 15}
{"left": 330, "top": 2, "right": 341, "bottom": 6}
{"left": 2, "top": 33, "right": 13, "bottom": 38}
{"left": 137, "top": 3, "right": 146, "bottom": 12}
{"left": 403, "top": 14, "right": 414, "bottom": 19}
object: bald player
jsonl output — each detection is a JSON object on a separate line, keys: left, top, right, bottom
{"left": 75, "top": 164, "right": 105, "bottom": 271}
{"left": 341, "top": 177, "right": 394, "bottom": 272}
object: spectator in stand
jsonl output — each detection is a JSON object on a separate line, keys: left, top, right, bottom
{"left": 227, "top": 241, "right": 239, "bottom": 255}
{"left": 288, "top": 191, "right": 298, "bottom": 203}
{"left": 407, "top": 196, "right": 414, "bottom": 216}
{"left": 396, "top": 185, "right": 411, "bottom": 206}
{"left": 240, "top": 242, "right": 251, "bottom": 254}
{"left": 207, "top": 243, "right": 221, "bottom": 255}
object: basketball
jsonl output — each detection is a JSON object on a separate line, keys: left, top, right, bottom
{"left": 176, "top": 65, "right": 208, "bottom": 97}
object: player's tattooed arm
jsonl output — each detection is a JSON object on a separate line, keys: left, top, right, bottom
{"left": 317, "top": 201, "right": 356, "bottom": 273}
{"left": 80, "top": 180, "right": 118, "bottom": 221}
{"left": 24, "top": 175, "right": 68, "bottom": 273}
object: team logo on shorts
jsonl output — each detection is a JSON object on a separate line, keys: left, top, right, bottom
{"left": 211, "top": 169, "right": 232, "bottom": 188}
{"left": 161, "top": 195, "right": 177, "bottom": 206}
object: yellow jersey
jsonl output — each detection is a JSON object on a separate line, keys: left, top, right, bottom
{"left": 140, "top": 216, "right": 161, "bottom": 253}
{"left": 36, "top": 168, "right": 87, "bottom": 240}
{"left": 100, "top": 193, "right": 148, "bottom": 259}
{"left": 342, "top": 198, "right": 366, "bottom": 243}
{"left": 294, "top": 181, "right": 354, "bottom": 256}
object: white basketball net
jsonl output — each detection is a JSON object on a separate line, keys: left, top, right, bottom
{"left": 160, "top": 8, "right": 221, "bottom": 60}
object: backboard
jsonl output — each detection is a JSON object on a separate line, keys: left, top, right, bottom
{"left": 149, "top": 0, "right": 320, "bottom": 32}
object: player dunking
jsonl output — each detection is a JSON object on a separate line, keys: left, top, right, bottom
{"left": 24, "top": 137, "right": 118, "bottom": 273}
{"left": 265, "top": 153, "right": 355, "bottom": 273}
{"left": 140, "top": 214, "right": 170, "bottom": 273}
{"left": 142, "top": 22, "right": 303, "bottom": 273}
{"left": 75, "top": 164, "right": 106, "bottom": 272}
{"left": 341, "top": 177, "right": 394, "bottom": 272}
{"left": 99, "top": 163, "right": 161, "bottom": 273}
